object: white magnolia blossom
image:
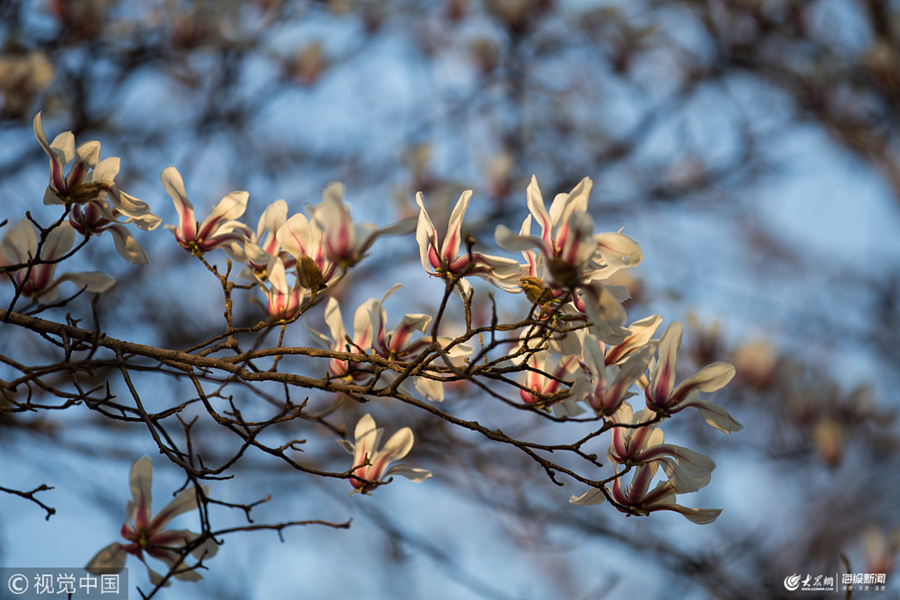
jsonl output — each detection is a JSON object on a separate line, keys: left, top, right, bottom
{"left": 307, "top": 285, "right": 471, "bottom": 401}
{"left": 34, "top": 112, "right": 160, "bottom": 264}
{"left": 643, "top": 321, "right": 742, "bottom": 433}
{"left": 161, "top": 166, "right": 253, "bottom": 261}
{"left": 337, "top": 413, "right": 432, "bottom": 493}
{"left": 494, "top": 176, "right": 643, "bottom": 343}
{"left": 86, "top": 457, "right": 218, "bottom": 585}
{"left": 314, "top": 181, "right": 415, "bottom": 268}
{"left": 416, "top": 189, "right": 521, "bottom": 294}
{"left": 0, "top": 219, "right": 114, "bottom": 303}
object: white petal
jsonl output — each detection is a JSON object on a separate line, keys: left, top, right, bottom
{"left": 383, "top": 464, "right": 432, "bottom": 483}
{"left": 106, "top": 224, "right": 149, "bottom": 264}
{"left": 41, "top": 221, "right": 76, "bottom": 261}
{"left": 569, "top": 487, "right": 607, "bottom": 505}
{"left": 377, "top": 426, "right": 415, "bottom": 463}
{"left": 679, "top": 395, "right": 743, "bottom": 433}
{"left": 413, "top": 376, "right": 444, "bottom": 402}
{"left": 148, "top": 487, "right": 204, "bottom": 532}
{"left": 54, "top": 271, "right": 116, "bottom": 293}
{"left": 336, "top": 439, "right": 356, "bottom": 455}
{"left": 85, "top": 542, "right": 126, "bottom": 573}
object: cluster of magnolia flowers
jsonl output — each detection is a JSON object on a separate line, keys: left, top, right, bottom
{"left": 3, "top": 114, "right": 743, "bottom": 583}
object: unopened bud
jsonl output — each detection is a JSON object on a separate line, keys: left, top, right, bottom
{"left": 519, "top": 275, "right": 551, "bottom": 304}
{"left": 296, "top": 254, "right": 324, "bottom": 291}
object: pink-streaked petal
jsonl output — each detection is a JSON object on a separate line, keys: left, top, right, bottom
{"left": 160, "top": 167, "right": 197, "bottom": 242}
{"left": 129, "top": 456, "right": 153, "bottom": 532}
{"left": 390, "top": 313, "right": 431, "bottom": 352}
{"left": 650, "top": 321, "right": 682, "bottom": 405}
{"left": 33, "top": 112, "right": 73, "bottom": 194}
{"left": 353, "top": 414, "right": 381, "bottom": 467}
{"left": 85, "top": 542, "right": 127, "bottom": 573}
{"left": 442, "top": 190, "right": 472, "bottom": 261}
{"left": 257, "top": 199, "right": 288, "bottom": 244}
{"left": 266, "top": 257, "right": 288, "bottom": 294}
{"left": 607, "top": 346, "right": 652, "bottom": 404}
{"left": 106, "top": 224, "right": 149, "bottom": 265}
{"left": 320, "top": 182, "right": 353, "bottom": 261}
{"left": 606, "top": 314, "right": 662, "bottom": 365}
{"left": 68, "top": 141, "right": 101, "bottom": 187}
{"left": 197, "top": 191, "right": 249, "bottom": 241}
{"left": 558, "top": 211, "right": 596, "bottom": 268}
{"left": 244, "top": 242, "right": 271, "bottom": 269}
{"left": 551, "top": 177, "right": 592, "bottom": 234}
{"left": 525, "top": 175, "right": 553, "bottom": 249}
{"left": 415, "top": 192, "right": 440, "bottom": 272}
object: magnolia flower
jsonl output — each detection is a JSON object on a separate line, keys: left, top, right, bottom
{"left": 307, "top": 285, "right": 469, "bottom": 401}
{"left": 415, "top": 189, "right": 521, "bottom": 293}
{"left": 276, "top": 200, "right": 337, "bottom": 286}
{"left": 644, "top": 321, "right": 742, "bottom": 433}
{"left": 573, "top": 334, "right": 651, "bottom": 416}
{"left": 34, "top": 113, "right": 159, "bottom": 230}
{"left": 68, "top": 157, "right": 163, "bottom": 265}
{"left": 314, "top": 181, "right": 415, "bottom": 268}
{"left": 161, "top": 166, "right": 253, "bottom": 261}
{"left": 258, "top": 256, "right": 306, "bottom": 320}
{"left": 0, "top": 220, "right": 114, "bottom": 303}
{"left": 520, "top": 350, "right": 583, "bottom": 416}
{"left": 569, "top": 461, "right": 722, "bottom": 525}
{"left": 306, "top": 296, "right": 366, "bottom": 379}
{"left": 336, "top": 413, "right": 432, "bottom": 493}
{"left": 494, "top": 176, "right": 642, "bottom": 343}
{"left": 86, "top": 456, "right": 218, "bottom": 585}
{"left": 606, "top": 402, "right": 715, "bottom": 493}
{"left": 242, "top": 199, "right": 293, "bottom": 280}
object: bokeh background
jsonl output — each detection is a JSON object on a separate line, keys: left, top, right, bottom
{"left": 2, "top": 0, "right": 900, "bottom": 598}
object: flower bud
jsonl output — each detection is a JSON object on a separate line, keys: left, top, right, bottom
{"left": 296, "top": 254, "right": 324, "bottom": 291}
{"left": 519, "top": 275, "right": 552, "bottom": 304}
